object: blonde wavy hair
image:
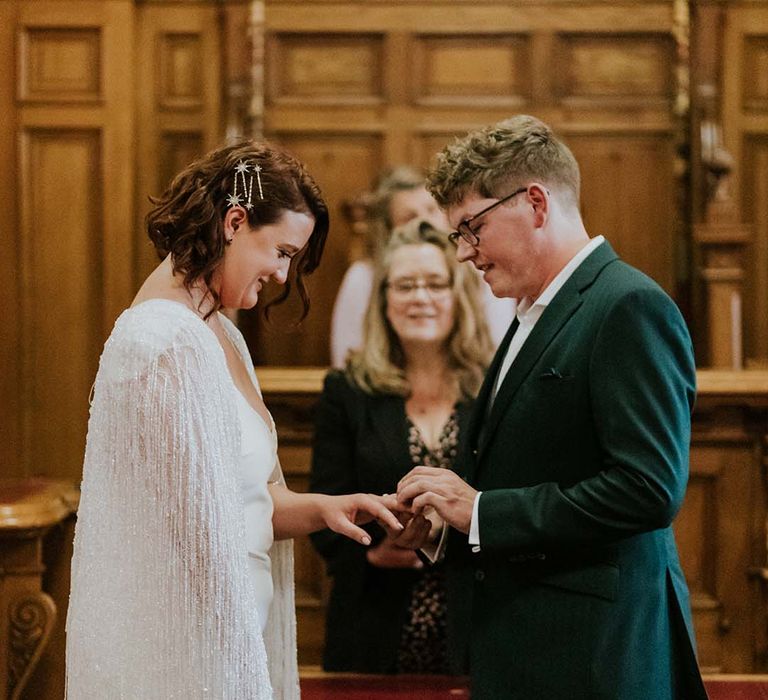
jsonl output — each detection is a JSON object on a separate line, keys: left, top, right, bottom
{"left": 347, "top": 218, "right": 493, "bottom": 399}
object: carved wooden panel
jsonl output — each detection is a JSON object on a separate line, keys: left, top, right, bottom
{"left": 568, "top": 133, "right": 676, "bottom": 293}
{"left": 6, "top": 0, "right": 136, "bottom": 484}
{"left": 134, "top": 3, "right": 222, "bottom": 286}
{"left": 743, "top": 137, "right": 768, "bottom": 369}
{"left": 678, "top": 438, "right": 760, "bottom": 673}
{"left": 742, "top": 36, "right": 768, "bottom": 113}
{"left": 268, "top": 33, "right": 385, "bottom": 103}
{"left": 412, "top": 34, "right": 531, "bottom": 106}
{"left": 18, "top": 27, "right": 101, "bottom": 103}
{"left": 555, "top": 33, "right": 673, "bottom": 102}
{"left": 19, "top": 129, "right": 103, "bottom": 485}
{"left": 158, "top": 32, "right": 204, "bottom": 111}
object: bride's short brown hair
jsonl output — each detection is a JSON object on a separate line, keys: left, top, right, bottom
{"left": 146, "top": 139, "right": 328, "bottom": 319}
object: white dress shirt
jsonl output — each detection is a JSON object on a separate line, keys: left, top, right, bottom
{"left": 468, "top": 235, "right": 605, "bottom": 548}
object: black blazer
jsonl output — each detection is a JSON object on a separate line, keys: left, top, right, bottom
{"left": 309, "top": 369, "right": 473, "bottom": 673}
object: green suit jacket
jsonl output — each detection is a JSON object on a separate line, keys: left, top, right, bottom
{"left": 449, "top": 241, "right": 708, "bottom": 699}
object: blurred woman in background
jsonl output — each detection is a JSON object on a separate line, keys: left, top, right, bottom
{"left": 330, "top": 166, "right": 514, "bottom": 368}
{"left": 311, "top": 218, "right": 494, "bottom": 674}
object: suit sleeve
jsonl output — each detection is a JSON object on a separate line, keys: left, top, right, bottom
{"left": 309, "top": 370, "right": 368, "bottom": 574}
{"left": 479, "top": 286, "right": 696, "bottom": 551}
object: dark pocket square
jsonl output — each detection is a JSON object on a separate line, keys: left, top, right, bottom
{"left": 539, "top": 367, "right": 572, "bottom": 380}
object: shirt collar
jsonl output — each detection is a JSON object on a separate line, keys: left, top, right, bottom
{"left": 516, "top": 236, "right": 605, "bottom": 321}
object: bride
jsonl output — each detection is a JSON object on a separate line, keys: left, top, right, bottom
{"left": 66, "top": 141, "right": 404, "bottom": 699}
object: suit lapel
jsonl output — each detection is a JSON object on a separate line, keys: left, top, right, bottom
{"left": 476, "top": 294, "right": 582, "bottom": 463}
{"left": 467, "top": 317, "right": 519, "bottom": 449}
{"left": 475, "top": 241, "right": 619, "bottom": 466}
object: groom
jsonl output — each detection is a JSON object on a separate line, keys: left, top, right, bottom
{"left": 397, "top": 115, "right": 708, "bottom": 699}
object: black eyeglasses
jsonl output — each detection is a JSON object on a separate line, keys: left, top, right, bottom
{"left": 448, "top": 187, "right": 529, "bottom": 247}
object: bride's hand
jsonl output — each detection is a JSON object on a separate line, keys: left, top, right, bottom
{"left": 320, "top": 493, "right": 403, "bottom": 546}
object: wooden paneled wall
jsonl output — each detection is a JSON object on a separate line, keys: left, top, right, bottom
{"left": 2, "top": 0, "right": 768, "bottom": 693}
{"left": 133, "top": 1, "right": 224, "bottom": 285}
{"left": 4, "top": 0, "right": 768, "bottom": 481}
{"left": 0, "top": 4, "right": 226, "bottom": 696}
{"left": 253, "top": 0, "right": 686, "bottom": 364}
{"left": 0, "top": 0, "right": 225, "bottom": 482}
{"left": 2, "top": 0, "right": 136, "bottom": 481}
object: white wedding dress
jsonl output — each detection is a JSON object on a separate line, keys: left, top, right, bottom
{"left": 235, "top": 386, "right": 277, "bottom": 633}
{"left": 66, "top": 299, "right": 299, "bottom": 700}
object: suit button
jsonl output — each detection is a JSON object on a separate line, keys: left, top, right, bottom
{"left": 475, "top": 569, "right": 485, "bottom": 582}
{"left": 472, "top": 448, "right": 478, "bottom": 456}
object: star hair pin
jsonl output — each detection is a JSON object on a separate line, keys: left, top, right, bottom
{"left": 227, "top": 160, "right": 264, "bottom": 210}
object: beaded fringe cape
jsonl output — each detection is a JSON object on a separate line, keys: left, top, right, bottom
{"left": 66, "top": 300, "right": 299, "bottom": 699}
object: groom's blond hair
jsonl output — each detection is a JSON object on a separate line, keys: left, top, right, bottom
{"left": 427, "top": 114, "right": 581, "bottom": 209}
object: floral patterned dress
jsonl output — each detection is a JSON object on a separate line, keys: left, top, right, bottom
{"left": 396, "top": 409, "right": 459, "bottom": 674}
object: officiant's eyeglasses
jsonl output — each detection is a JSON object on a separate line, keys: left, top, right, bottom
{"left": 448, "top": 186, "right": 529, "bottom": 247}
{"left": 386, "top": 277, "right": 452, "bottom": 299}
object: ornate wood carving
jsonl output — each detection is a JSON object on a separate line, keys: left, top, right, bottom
{"left": 0, "top": 479, "right": 78, "bottom": 699}
{"left": 8, "top": 593, "right": 57, "bottom": 700}
{"left": 693, "top": 88, "right": 752, "bottom": 369}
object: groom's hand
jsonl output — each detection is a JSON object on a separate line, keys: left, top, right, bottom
{"left": 366, "top": 510, "right": 430, "bottom": 569}
{"left": 378, "top": 497, "right": 434, "bottom": 549}
{"left": 397, "top": 466, "right": 477, "bottom": 534}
